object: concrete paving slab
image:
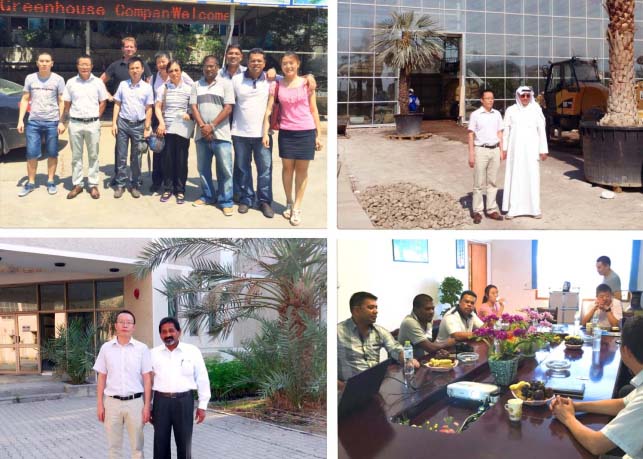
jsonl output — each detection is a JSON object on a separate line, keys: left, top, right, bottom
{"left": 0, "top": 396, "right": 326, "bottom": 459}
{"left": 0, "top": 125, "right": 327, "bottom": 229}
{"left": 338, "top": 123, "right": 643, "bottom": 230}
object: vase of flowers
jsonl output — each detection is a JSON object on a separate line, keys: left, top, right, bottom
{"left": 474, "top": 311, "right": 554, "bottom": 385}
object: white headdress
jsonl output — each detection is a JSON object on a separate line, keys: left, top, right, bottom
{"left": 515, "top": 86, "right": 538, "bottom": 109}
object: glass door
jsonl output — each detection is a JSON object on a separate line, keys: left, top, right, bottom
{"left": 0, "top": 314, "right": 40, "bottom": 374}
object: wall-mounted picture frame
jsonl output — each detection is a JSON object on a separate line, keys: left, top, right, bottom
{"left": 392, "top": 240, "right": 429, "bottom": 263}
{"left": 456, "top": 240, "right": 465, "bottom": 269}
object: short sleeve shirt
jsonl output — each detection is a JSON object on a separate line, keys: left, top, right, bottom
{"left": 337, "top": 317, "right": 404, "bottom": 381}
{"left": 601, "top": 370, "right": 643, "bottom": 459}
{"left": 156, "top": 81, "right": 193, "bottom": 138}
{"left": 114, "top": 79, "right": 154, "bottom": 122}
{"left": 62, "top": 74, "right": 109, "bottom": 119}
{"left": 398, "top": 312, "right": 432, "bottom": 359}
{"left": 603, "top": 271, "right": 622, "bottom": 295}
{"left": 468, "top": 106, "right": 503, "bottom": 146}
{"left": 436, "top": 309, "right": 484, "bottom": 342}
{"left": 104, "top": 58, "right": 152, "bottom": 92}
{"left": 23, "top": 72, "right": 65, "bottom": 122}
{"left": 217, "top": 65, "right": 247, "bottom": 80}
{"left": 231, "top": 71, "right": 270, "bottom": 138}
{"left": 190, "top": 77, "right": 235, "bottom": 142}
{"left": 92, "top": 337, "right": 152, "bottom": 397}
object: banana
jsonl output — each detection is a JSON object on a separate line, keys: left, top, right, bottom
{"left": 429, "top": 358, "right": 454, "bottom": 367}
{"left": 510, "top": 381, "right": 531, "bottom": 392}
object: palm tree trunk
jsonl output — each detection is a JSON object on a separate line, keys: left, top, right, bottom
{"left": 399, "top": 66, "right": 410, "bottom": 115}
{"left": 600, "top": 0, "right": 639, "bottom": 126}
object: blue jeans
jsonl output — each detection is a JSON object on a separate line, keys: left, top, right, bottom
{"left": 115, "top": 118, "right": 144, "bottom": 188}
{"left": 25, "top": 119, "right": 59, "bottom": 160}
{"left": 232, "top": 135, "right": 273, "bottom": 206}
{"left": 196, "top": 138, "right": 233, "bottom": 208}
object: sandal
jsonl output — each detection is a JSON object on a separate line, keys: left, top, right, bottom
{"left": 176, "top": 193, "right": 185, "bottom": 205}
{"left": 290, "top": 208, "right": 302, "bottom": 226}
{"left": 160, "top": 191, "right": 172, "bottom": 202}
{"left": 283, "top": 202, "right": 293, "bottom": 219}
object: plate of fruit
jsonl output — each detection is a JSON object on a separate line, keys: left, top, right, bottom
{"left": 564, "top": 335, "right": 584, "bottom": 349}
{"left": 426, "top": 358, "right": 458, "bottom": 372}
{"left": 510, "top": 380, "right": 555, "bottom": 406}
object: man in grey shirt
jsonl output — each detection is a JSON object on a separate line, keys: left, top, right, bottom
{"left": 596, "top": 255, "right": 622, "bottom": 300}
{"left": 16, "top": 52, "right": 66, "bottom": 197}
{"left": 398, "top": 294, "right": 456, "bottom": 359}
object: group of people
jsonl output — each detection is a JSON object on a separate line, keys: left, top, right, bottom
{"left": 93, "top": 310, "right": 210, "bottom": 459}
{"left": 17, "top": 37, "right": 322, "bottom": 225}
{"left": 337, "top": 288, "right": 642, "bottom": 458}
{"left": 468, "top": 86, "right": 549, "bottom": 223}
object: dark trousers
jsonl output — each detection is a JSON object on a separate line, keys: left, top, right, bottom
{"left": 152, "top": 150, "right": 164, "bottom": 189}
{"left": 162, "top": 134, "right": 189, "bottom": 194}
{"left": 152, "top": 393, "right": 194, "bottom": 459}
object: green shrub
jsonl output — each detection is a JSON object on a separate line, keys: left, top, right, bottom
{"left": 41, "top": 318, "right": 96, "bottom": 385}
{"left": 206, "top": 358, "right": 258, "bottom": 400}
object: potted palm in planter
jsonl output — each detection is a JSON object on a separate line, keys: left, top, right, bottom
{"left": 372, "top": 12, "right": 442, "bottom": 136}
{"left": 581, "top": 0, "right": 643, "bottom": 188}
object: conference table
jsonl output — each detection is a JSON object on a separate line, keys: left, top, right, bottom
{"left": 339, "top": 334, "right": 625, "bottom": 459}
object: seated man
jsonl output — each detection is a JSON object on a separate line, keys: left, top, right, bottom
{"left": 581, "top": 284, "right": 623, "bottom": 329}
{"left": 337, "top": 291, "right": 419, "bottom": 389}
{"left": 435, "top": 290, "right": 483, "bottom": 343}
{"left": 398, "top": 294, "right": 455, "bottom": 359}
{"left": 550, "top": 315, "right": 643, "bottom": 458}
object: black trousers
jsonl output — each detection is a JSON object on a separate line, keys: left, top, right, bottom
{"left": 152, "top": 393, "right": 194, "bottom": 459}
{"left": 161, "top": 134, "right": 190, "bottom": 194}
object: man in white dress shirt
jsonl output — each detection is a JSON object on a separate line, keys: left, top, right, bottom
{"left": 551, "top": 316, "right": 643, "bottom": 459}
{"left": 468, "top": 88, "right": 504, "bottom": 224}
{"left": 151, "top": 317, "right": 211, "bottom": 459}
{"left": 93, "top": 310, "right": 153, "bottom": 459}
{"left": 436, "top": 290, "right": 484, "bottom": 342}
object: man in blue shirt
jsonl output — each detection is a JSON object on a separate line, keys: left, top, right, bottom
{"left": 112, "top": 57, "right": 154, "bottom": 199}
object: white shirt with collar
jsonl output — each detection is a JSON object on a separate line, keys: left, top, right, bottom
{"left": 93, "top": 337, "right": 152, "bottom": 397}
{"left": 601, "top": 369, "right": 643, "bottom": 459}
{"left": 62, "top": 73, "right": 109, "bottom": 119}
{"left": 218, "top": 64, "right": 247, "bottom": 80}
{"left": 468, "top": 106, "right": 503, "bottom": 146}
{"left": 436, "top": 308, "right": 484, "bottom": 342}
{"left": 151, "top": 341, "right": 211, "bottom": 410}
{"left": 231, "top": 70, "right": 271, "bottom": 137}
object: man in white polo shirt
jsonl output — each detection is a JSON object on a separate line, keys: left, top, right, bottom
{"left": 93, "top": 310, "right": 152, "bottom": 459}
{"left": 151, "top": 317, "right": 210, "bottom": 459}
{"left": 436, "top": 290, "right": 484, "bottom": 342}
{"left": 231, "top": 48, "right": 275, "bottom": 218}
{"left": 467, "top": 88, "right": 504, "bottom": 224}
{"left": 551, "top": 315, "right": 643, "bottom": 459}
{"left": 62, "top": 54, "right": 109, "bottom": 200}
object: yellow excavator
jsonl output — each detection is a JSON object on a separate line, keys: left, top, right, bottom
{"left": 540, "top": 57, "right": 643, "bottom": 141}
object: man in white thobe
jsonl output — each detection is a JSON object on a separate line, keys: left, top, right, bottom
{"left": 501, "top": 86, "right": 549, "bottom": 219}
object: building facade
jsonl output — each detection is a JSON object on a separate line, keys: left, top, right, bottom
{"left": 0, "top": 239, "right": 256, "bottom": 375}
{"left": 338, "top": 0, "right": 643, "bottom": 125}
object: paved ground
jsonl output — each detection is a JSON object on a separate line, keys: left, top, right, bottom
{"left": 0, "top": 124, "right": 327, "bottom": 229}
{"left": 0, "top": 396, "right": 326, "bottom": 459}
{"left": 338, "top": 121, "right": 643, "bottom": 229}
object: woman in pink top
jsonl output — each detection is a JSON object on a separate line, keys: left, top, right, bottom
{"left": 477, "top": 284, "right": 506, "bottom": 319}
{"left": 263, "top": 52, "right": 322, "bottom": 226}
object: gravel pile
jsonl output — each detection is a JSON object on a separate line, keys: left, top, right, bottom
{"left": 358, "top": 182, "right": 469, "bottom": 229}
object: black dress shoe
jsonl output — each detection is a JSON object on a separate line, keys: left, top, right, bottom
{"left": 238, "top": 203, "right": 249, "bottom": 214}
{"left": 473, "top": 213, "right": 483, "bottom": 224}
{"left": 260, "top": 202, "right": 275, "bottom": 218}
{"left": 487, "top": 211, "right": 504, "bottom": 221}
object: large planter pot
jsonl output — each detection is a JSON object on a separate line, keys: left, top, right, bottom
{"left": 394, "top": 113, "right": 424, "bottom": 136}
{"left": 488, "top": 357, "right": 520, "bottom": 386}
{"left": 580, "top": 122, "right": 643, "bottom": 187}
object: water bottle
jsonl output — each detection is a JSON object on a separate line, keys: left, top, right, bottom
{"left": 403, "top": 340, "right": 414, "bottom": 383}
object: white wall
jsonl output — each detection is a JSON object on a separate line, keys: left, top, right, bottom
{"left": 488, "top": 240, "right": 547, "bottom": 312}
{"left": 337, "top": 238, "right": 467, "bottom": 332}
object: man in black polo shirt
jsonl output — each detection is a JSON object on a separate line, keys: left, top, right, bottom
{"left": 101, "top": 37, "right": 152, "bottom": 187}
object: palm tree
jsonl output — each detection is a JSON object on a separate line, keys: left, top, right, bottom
{"left": 135, "top": 238, "right": 327, "bottom": 339}
{"left": 600, "top": 0, "right": 639, "bottom": 126}
{"left": 372, "top": 11, "right": 443, "bottom": 116}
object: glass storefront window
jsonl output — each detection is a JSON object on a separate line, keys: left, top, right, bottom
{"left": 0, "top": 286, "right": 38, "bottom": 313}
{"left": 466, "top": 0, "right": 484, "bottom": 11}
{"left": 67, "top": 282, "right": 94, "bottom": 310}
{"left": 348, "top": 78, "right": 374, "bottom": 102}
{"left": 338, "top": 28, "right": 350, "bottom": 52}
{"left": 97, "top": 280, "right": 124, "bottom": 310}
{"left": 553, "top": 17, "right": 570, "bottom": 38}
{"left": 97, "top": 311, "right": 119, "bottom": 347}
{"left": 350, "top": 28, "right": 374, "bottom": 52}
{"left": 486, "top": 13, "right": 504, "bottom": 34}
{"left": 373, "top": 103, "right": 396, "bottom": 124}
{"left": 374, "top": 78, "right": 397, "bottom": 101}
{"left": 339, "top": 3, "right": 350, "bottom": 27}
{"left": 338, "top": 79, "right": 349, "bottom": 102}
{"left": 351, "top": 4, "right": 375, "bottom": 28}
{"left": 40, "top": 284, "right": 65, "bottom": 311}
{"left": 486, "top": 35, "right": 504, "bottom": 56}
{"left": 348, "top": 103, "right": 374, "bottom": 125}
{"left": 553, "top": 0, "right": 570, "bottom": 17}
{"left": 338, "top": 54, "right": 350, "bottom": 76}
{"left": 350, "top": 54, "right": 375, "bottom": 77}
{"left": 466, "top": 12, "right": 484, "bottom": 33}
{"left": 506, "top": 14, "right": 523, "bottom": 35}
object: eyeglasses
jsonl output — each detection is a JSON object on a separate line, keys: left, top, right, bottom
{"left": 519, "top": 94, "right": 531, "bottom": 98}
